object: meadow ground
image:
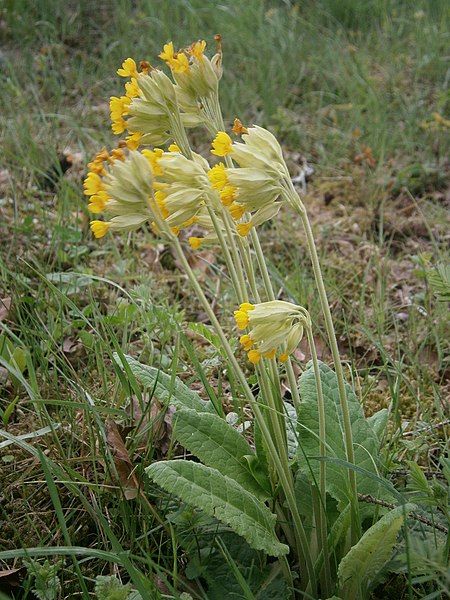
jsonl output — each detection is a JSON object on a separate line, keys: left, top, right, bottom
{"left": 0, "top": 1, "right": 448, "bottom": 598}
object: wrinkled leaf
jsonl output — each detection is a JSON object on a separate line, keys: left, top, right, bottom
{"left": 174, "top": 408, "right": 268, "bottom": 500}
{"left": 338, "top": 504, "right": 413, "bottom": 597}
{"left": 115, "top": 354, "right": 214, "bottom": 414}
{"left": 297, "top": 361, "right": 393, "bottom": 509}
{"left": 146, "top": 460, "right": 288, "bottom": 556}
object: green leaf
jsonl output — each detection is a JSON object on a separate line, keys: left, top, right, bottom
{"left": 297, "top": 361, "right": 393, "bottom": 509}
{"left": 115, "top": 354, "right": 214, "bottom": 413}
{"left": 367, "top": 408, "right": 388, "bottom": 444}
{"left": 146, "top": 460, "right": 288, "bottom": 557}
{"left": 187, "top": 322, "right": 224, "bottom": 354}
{"left": 338, "top": 504, "right": 413, "bottom": 597}
{"left": 174, "top": 408, "right": 269, "bottom": 500}
{"left": 426, "top": 262, "right": 450, "bottom": 302}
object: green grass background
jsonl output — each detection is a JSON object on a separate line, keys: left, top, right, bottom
{"left": 0, "top": 1, "right": 448, "bottom": 598}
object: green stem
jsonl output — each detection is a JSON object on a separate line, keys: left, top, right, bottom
{"left": 238, "top": 237, "right": 260, "bottom": 302}
{"left": 250, "top": 228, "right": 274, "bottom": 301}
{"left": 220, "top": 207, "right": 248, "bottom": 300}
{"left": 170, "top": 108, "right": 247, "bottom": 305}
{"left": 285, "top": 360, "right": 301, "bottom": 414}
{"left": 288, "top": 185, "right": 360, "bottom": 543}
{"left": 306, "top": 324, "right": 332, "bottom": 594}
{"left": 205, "top": 204, "right": 246, "bottom": 303}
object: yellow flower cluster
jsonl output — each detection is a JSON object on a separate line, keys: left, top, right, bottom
{"left": 84, "top": 148, "right": 153, "bottom": 238}
{"left": 86, "top": 39, "right": 294, "bottom": 255}
{"left": 207, "top": 126, "right": 286, "bottom": 236}
{"left": 234, "top": 301, "right": 305, "bottom": 364}
{"left": 145, "top": 148, "right": 214, "bottom": 235}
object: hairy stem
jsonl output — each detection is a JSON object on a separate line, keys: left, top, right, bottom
{"left": 287, "top": 183, "right": 360, "bottom": 542}
{"left": 306, "top": 324, "right": 331, "bottom": 594}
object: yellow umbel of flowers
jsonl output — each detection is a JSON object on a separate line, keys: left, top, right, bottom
{"left": 234, "top": 300, "right": 305, "bottom": 363}
{"left": 211, "top": 131, "right": 233, "bottom": 156}
{"left": 86, "top": 150, "right": 154, "bottom": 239}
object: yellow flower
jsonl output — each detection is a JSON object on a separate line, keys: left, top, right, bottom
{"left": 211, "top": 131, "right": 233, "bottom": 156}
{"left": 117, "top": 58, "right": 139, "bottom": 78}
{"left": 154, "top": 189, "right": 169, "bottom": 219}
{"left": 110, "top": 95, "right": 131, "bottom": 135}
{"left": 125, "top": 132, "right": 142, "bottom": 150}
{"left": 236, "top": 222, "right": 253, "bottom": 237}
{"left": 234, "top": 300, "right": 305, "bottom": 363}
{"left": 189, "top": 236, "right": 203, "bottom": 250}
{"left": 247, "top": 349, "right": 261, "bottom": 364}
{"left": 88, "top": 190, "right": 109, "bottom": 214}
{"left": 159, "top": 42, "right": 175, "bottom": 63}
{"left": 172, "top": 52, "right": 190, "bottom": 73}
{"left": 189, "top": 40, "right": 207, "bottom": 61}
{"left": 233, "top": 302, "right": 255, "bottom": 329}
{"left": 159, "top": 42, "right": 190, "bottom": 74}
{"left": 110, "top": 148, "right": 126, "bottom": 161}
{"left": 90, "top": 221, "right": 110, "bottom": 238}
{"left": 279, "top": 353, "right": 288, "bottom": 363}
{"left": 229, "top": 202, "right": 245, "bottom": 220}
{"left": 109, "top": 96, "right": 130, "bottom": 119}
{"left": 220, "top": 185, "right": 237, "bottom": 206}
{"left": 83, "top": 172, "right": 103, "bottom": 196}
{"left": 168, "top": 143, "right": 180, "bottom": 152}
{"left": 207, "top": 162, "right": 228, "bottom": 190}
{"left": 125, "top": 77, "right": 140, "bottom": 99}
{"left": 142, "top": 148, "right": 164, "bottom": 176}
{"left": 239, "top": 334, "right": 253, "bottom": 351}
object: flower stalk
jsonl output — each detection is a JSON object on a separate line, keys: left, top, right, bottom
{"left": 285, "top": 181, "right": 361, "bottom": 543}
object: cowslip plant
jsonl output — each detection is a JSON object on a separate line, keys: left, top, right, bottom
{"left": 84, "top": 38, "right": 430, "bottom": 599}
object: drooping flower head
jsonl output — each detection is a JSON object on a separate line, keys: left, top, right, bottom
{"left": 111, "top": 58, "right": 201, "bottom": 149}
{"left": 234, "top": 300, "right": 305, "bottom": 364}
{"left": 85, "top": 149, "right": 154, "bottom": 238}
{"left": 145, "top": 149, "right": 214, "bottom": 231}
{"left": 159, "top": 39, "right": 222, "bottom": 99}
{"left": 209, "top": 126, "right": 289, "bottom": 236}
